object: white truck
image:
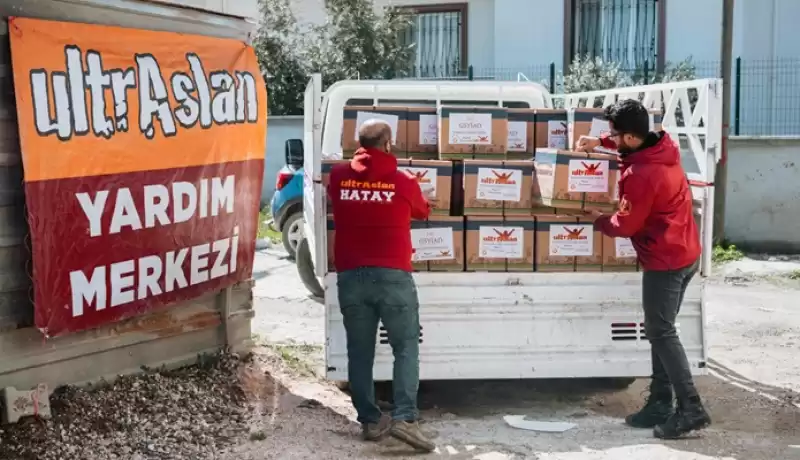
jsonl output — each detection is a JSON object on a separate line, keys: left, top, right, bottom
{"left": 295, "top": 74, "right": 720, "bottom": 386}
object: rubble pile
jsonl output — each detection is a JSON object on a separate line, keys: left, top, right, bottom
{"left": 0, "top": 353, "right": 255, "bottom": 460}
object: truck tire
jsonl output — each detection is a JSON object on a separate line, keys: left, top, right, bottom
{"left": 281, "top": 211, "right": 303, "bottom": 260}
{"left": 296, "top": 236, "right": 324, "bottom": 298}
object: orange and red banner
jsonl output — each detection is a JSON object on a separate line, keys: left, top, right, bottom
{"left": 9, "top": 17, "right": 267, "bottom": 337}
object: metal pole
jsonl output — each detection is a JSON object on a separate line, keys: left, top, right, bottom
{"left": 713, "top": 0, "right": 734, "bottom": 243}
{"left": 549, "top": 62, "right": 556, "bottom": 94}
{"left": 734, "top": 57, "right": 741, "bottom": 135}
{"left": 468, "top": 65, "right": 474, "bottom": 81}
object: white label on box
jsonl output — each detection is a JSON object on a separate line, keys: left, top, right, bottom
{"left": 419, "top": 114, "right": 438, "bottom": 145}
{"left": 589, "top": 118, "right": 611, "bottom": 137}
{"left": 508, "top": 121, "right": 527, "bottom": 152}
{"left": 355, "top": 111, "right": 399, "bottom": 144}
{"left": 411, "top": 227, "right": 455, "bottom": 261}
{"left": 449, "top": 113, "right": 492, "bottom": 144}
{"left": 401, "top": 167, "right": 437, "bottom": 197}
{"left": 615, "top": 238, "right": 637, "bottom": 258}
{"left": 479, "top": 226, "right": 524, "bottom": 258}
{"left": 476, "top": 167, "right": 522, "bottom": 202}
{"left": 549, "top": 224, "right": 593, "bottom": 256}
{"left": 568, "top": 159, "right": 609, "bottom": 192}
{"left": 547, "top": 120, "right": 567, "bottom": 148}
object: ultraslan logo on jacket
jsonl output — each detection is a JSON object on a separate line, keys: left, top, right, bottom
{"left": 338, "top": 179, "right": 396, "bottom": 202}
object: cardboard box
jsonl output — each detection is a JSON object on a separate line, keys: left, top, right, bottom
{"left": 407, "top": 107, "right": 439, "bottom": 160}
{"left": 342, "top": 106, "right": 408, "bottom": 157}
{"left": 507, "top": 109, "right": 535, "bottom": 160}
{"left": 439, "top": 107, "right": 508, "bottom": 159}
{"left": 534, "top": 109, "right": 568, "bottom": 150}
{"left": 533, "top": 149, "right": 583, "bottom": 210}
{"left": 582, "top": 152, "right": 619, "bottom": 213}
{"left": 575, "top": 216, "right": 603, "bottom": 272}
{"left": 504, "top": 216, "right": 535, "bottom": 272}
{"left": 602, "top": 235, "right": 638, "bottom": 272}
{"left": 502, "top": 160, "right": 534, "bottom": 215}
{"left": 531, "top": 205, "right": 557, "bottom": 215}
{"left": 466, "top": 216, "right": 534, "bottom": 272}
{"left": 568, "top": 108, "right": 607, "bottom": 152}
{"left": 462, "top": 160, "right": 504, "bottom": 215}
{"left": 533, "top": 149, "right": 617, "bottom": 211}
{"left": 463, "top": 160, "right": 532, "bottom": 216}
{"left": 397, "top": 159, "right": 453, "bottom": 216}
{"left": 534, "top": 215, "right": 577, "bottom": 272}
{"left": 475, "top": 108, "right": 508, "bottom": 157}
{"left": 422, "top": 216, "right": 464, "bottom": 272}
{"left": 410, "top": 219, "right": 431, "bottom": 271}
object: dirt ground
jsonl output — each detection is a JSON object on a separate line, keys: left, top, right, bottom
{"left": 237, "top": 247, "right": 800, "bottom": 460}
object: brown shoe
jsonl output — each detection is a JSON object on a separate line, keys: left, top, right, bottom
{"left": 362, "top": 414, "right": 391, "bottom": 441}
{"left": 389, "top": 420, "right": 436, "bottom": 452}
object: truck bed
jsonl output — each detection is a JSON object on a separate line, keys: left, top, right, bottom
{"left": 324, "top": 271, "right": 707, "bottom": 381}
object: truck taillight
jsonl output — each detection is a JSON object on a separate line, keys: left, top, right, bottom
{"left": 275, "top": 172, "right": 293, "bottom": 191}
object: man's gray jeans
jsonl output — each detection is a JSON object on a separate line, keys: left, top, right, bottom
{"left": 643, "top": 259, "right": 701, "bottom": 403}
{"left": 337, "top": 267, "right": 420, "bottom": 424}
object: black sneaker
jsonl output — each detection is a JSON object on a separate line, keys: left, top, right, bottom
{"left": 625, "top": 393, "right": 673, "bottom": 428}
{"left": 654, "top": 401, "right": 712, "bottom": 439}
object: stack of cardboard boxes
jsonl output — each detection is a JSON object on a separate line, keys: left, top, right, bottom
{"left": 323, "top": 105, "right": 650, "bottom": 273}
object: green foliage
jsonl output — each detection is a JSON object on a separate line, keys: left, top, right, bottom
{"left": 550, "top": 55, "right": 698, "bottom": 98}
{"left": 304, "top": 0, "right": 415, "bottom": 87}
{"left": 712, "top": 243, "right": 745, "bottom": 264}
{"left": 557, "top": 55, "right": 634, "bottom": 94}
{"left": 254, "top": 0, "right": 414, "bottom": 115}
{"left": 253, "top": 0, "right": 307, "bottom": 116}
{"left": 548, "top": 55, "right": 699, "bottom": 115}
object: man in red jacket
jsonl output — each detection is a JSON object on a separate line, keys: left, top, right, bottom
{"left": 577, "top": 99, "right": 711, "bottom": 439}
{"left": 327, "top": 119, "right": 435, "bottom": 452}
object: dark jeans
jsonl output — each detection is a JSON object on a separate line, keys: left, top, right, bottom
{"left": 642, "top": 259, "right": 701, "bottom": 404}
{"left": 337, "top": 267, "right": 420, "bottom": 424}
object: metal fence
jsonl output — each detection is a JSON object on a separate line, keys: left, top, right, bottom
{"left": 393, "top": 58, "right": 800, "bottom": 137}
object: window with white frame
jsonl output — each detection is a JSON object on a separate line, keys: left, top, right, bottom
{"left": 398, "top": 4, "right": 467, "bottom": 79}
{"left": 572, "top": 0, "right": 659, "bottom": 72}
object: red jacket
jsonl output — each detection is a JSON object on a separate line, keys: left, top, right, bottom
{"left": 327, "top": 147, "right": 430, "bottom": 272}
{"left": 595, "top": 132, "right": 701, "bottom": 271}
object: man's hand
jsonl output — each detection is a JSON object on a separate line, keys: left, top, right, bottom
{"left": 586, "top": 209, "right": 604, "bottom": 219}
{"left": 575, "top": 135, "right": 602, "bottom": 152}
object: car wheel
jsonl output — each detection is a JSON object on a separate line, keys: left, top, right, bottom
{"left": 281, "top": 212, "right": 303, "bottom": 260}
{"left": 296, "top": 236, "right": 324, "bottom": 298}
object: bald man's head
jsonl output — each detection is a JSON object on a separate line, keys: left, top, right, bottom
{"left": 358, "top": 119, "right": 393, "bottom": 152}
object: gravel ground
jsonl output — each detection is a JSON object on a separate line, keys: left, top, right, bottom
{"left": 238, "top": 249, "right": 800, "bottom": 460}
{"left": 0, "top": 353, "right": 256, "bottom": 460}
{"left": 1, "top": 250, "right": 798, "bottom": 459}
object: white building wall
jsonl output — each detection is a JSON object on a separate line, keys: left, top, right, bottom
{"left": 664, "top": 0, "right": 721, "bottom": 64}
{"left": 491, "top": 0, "right": 561, "bottom": 78}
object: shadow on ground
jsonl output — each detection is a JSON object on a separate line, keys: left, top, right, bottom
{"left": 358, "top": 375, "right": 800, "bottom": 459}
